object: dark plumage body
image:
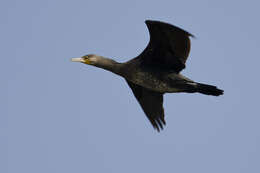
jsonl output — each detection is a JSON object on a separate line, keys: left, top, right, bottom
{"left": 72, "top": 20, "right": 224, "bottom": 131}
{"left": 121, "top": 58, "right": 193, "bottom": 93}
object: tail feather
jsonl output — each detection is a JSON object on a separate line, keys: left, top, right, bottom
{"left": 196, "top": 83, "right": 224, "bottom": 96}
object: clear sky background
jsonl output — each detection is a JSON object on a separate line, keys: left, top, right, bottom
{"left": 3, "top": 0, "right": 260, "bottom": 172}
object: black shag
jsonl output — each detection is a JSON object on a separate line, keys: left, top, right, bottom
{"left": 71, "top": 20, "right": 224, "bottom": 131}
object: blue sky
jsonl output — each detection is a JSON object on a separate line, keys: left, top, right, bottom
{"left": 3, "top": 0, "right": 260, "bottom": 172}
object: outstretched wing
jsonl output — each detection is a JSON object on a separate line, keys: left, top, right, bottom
{"left": 139, "top": 20, "right": 194, "bottom": 73}
{"left": 126, "top": 80, "right": 165, "bottom": 131}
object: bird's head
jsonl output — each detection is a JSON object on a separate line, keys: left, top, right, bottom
{"left": 71, "top": 54, "right": 120, "bottom": 74}
{"left": 71, "top": 54, "right": 101, "bottom": 65}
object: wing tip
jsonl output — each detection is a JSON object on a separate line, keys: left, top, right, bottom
{"left": 144, "top": 20, "right": 196, "bottom": 38}
{"left": 150, "top": 116, "right": 166, "bottom": 132}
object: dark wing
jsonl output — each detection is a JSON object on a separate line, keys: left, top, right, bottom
{"left": 139, "top": 20, "right": 194, "bottom": 73}
{"left": 126, "top": 80, "right": 165, "bottom": 131}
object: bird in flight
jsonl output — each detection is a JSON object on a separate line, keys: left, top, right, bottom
{"left": 71, "top": 20, "right": 224, "bottom": 132}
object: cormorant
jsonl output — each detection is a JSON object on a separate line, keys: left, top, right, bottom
{"left": 71, "top": 20, "right": 224, "bottom": 132}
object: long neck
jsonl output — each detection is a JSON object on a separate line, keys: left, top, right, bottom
{"left": 94, "top": 57, "right": 124, "bottom": 76}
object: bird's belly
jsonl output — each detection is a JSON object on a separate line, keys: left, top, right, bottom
{"left": 128, "top": 71, "right": 181, "bottom": 93}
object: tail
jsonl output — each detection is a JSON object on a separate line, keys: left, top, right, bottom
{"left": 196, "top": 83, "right": 224, "bottom": 96}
